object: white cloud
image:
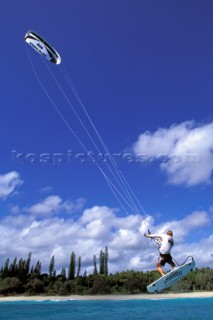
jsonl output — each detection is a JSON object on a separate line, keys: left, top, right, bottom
{"left": 26, "top": 195, "right": 63, "bottom": 216}
{"left": 39, "top": 186, "right": 53, "bottom": 194}
{"left": 0, "top": 171, "right": 23, "bottom": 200}
{"left": 25, "top": 195, "right": 85, "bottom": 217}
{"left": 132, "top": 121, "right": 213, "bottom": 186}
{"left": 0, "top": 198, "right": 212, "bottom": 274}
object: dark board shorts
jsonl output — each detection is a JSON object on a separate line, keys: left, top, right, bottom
{"left": 158, "top": 253, "right": 173, "bottom": 266}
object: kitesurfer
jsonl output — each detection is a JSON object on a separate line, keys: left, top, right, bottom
{"left": 144, "top": 230, "right": 176, "bottom": 276}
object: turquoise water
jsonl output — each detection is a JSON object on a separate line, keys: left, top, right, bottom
{"left": 0, "top": 298, "right": 213, "bottom": 320}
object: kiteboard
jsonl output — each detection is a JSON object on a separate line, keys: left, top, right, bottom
{"left": 147, "top": 258, "right": 195, "bottom": 293}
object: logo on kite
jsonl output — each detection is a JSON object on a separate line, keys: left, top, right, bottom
{"left": 24, "top": 30, "right": 61, "bottom": 65}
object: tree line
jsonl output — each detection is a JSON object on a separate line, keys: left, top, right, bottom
{"left": 0, "top": 249, "right": 213, "bottom": 295}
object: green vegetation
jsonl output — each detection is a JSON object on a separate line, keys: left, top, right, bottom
{"left": 0, "top": 249, "right": 212, "bottom": 296}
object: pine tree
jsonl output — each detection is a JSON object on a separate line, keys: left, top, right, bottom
{"left": 26, "top": 252, "right": 31, "bottom": 275}
{"left": 61, "top": 267, "right": 66, "bottom": 279}
{"left": 104, "top": 246, "right": 108, "bottom": 276}
{"left": 77, "top": 256, "right": 81, "bottom": 277}
{"left": 18, "top": 258, "right": 25, "bottom": 279}
{"left": 93, "top": 255, "right": 98, "bottom": 275}
{"left": 10, "top": 257, "right": 17, "bottom": 276}
{"left": 49, "top": 255, "right": 55, "bottom": 277}
{"left": 18, "top": 258, "right": 24, "bottom": 271}
{"left": 34, "top": 260, "right": 41, "bottom": 276}
{"left": 2, "top": 258, "right": 10, "bottom": 277}
{"left": 68, "top": 251, "right": 76, "bottom": 280}
{"left": 99, "top": 250, "right": 105, "bottom": 274}
{"left": 30, "top": 266, "right": 34, "bottom": 275}
{"left": 99, "top": 247, "right": 109, "bottom": 275}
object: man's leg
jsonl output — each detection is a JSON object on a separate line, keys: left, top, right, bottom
{"left": 156, "top": 261, "right": 165, "bottom": 276}
{"left": 170, "top": 260, "right": 176, "bottom": 269}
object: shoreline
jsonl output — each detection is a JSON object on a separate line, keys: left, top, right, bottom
{"left": 0, "top": 291, "right": 213, "bottom": 301}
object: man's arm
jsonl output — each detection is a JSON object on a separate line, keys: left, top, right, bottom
{"left": 144, "top": 233, "right": 162, "bottom": 241}
{"left": 144, "top": 233, "right": 152, "bottom": 238}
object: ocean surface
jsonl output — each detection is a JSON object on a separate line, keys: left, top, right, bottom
{"left": 0, "top": 298, "right": 213, "bottom": 320}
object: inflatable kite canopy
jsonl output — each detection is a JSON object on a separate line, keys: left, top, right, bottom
{"left": 24, "top": 30, "right": 61, "bottom": 64}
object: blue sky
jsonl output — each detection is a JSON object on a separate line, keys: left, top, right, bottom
{"left": 0, "top": 0, "right": 213, "bottom": 273}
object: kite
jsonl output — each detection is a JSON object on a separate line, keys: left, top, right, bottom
{"left": 24, "top": 30, "right": 61, "bottom": 64}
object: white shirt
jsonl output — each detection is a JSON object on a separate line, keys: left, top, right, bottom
{"left": 148, "top": 233, "right": 174, "bottom": 254}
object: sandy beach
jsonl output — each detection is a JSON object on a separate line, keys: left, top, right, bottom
{"left": 0, "top": 292, "right": 213, "bottom": 302}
